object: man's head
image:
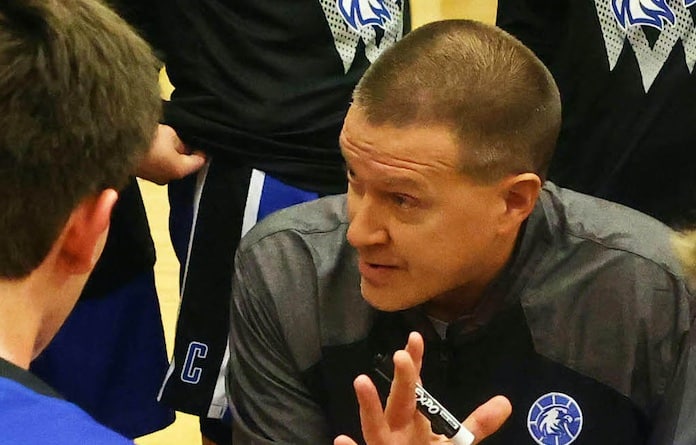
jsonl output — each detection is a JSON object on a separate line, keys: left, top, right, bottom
{"left": 0, "top": 0, "right": 160, "bottom": 279}
{"left": 0, "top": 0, "right": 160, "bottom": 356}
{"left": 341, "top": 20, "right": 560, "bottom": 316}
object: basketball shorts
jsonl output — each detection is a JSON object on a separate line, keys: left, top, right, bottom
{"left": 158, "top": 156, "right": 320, "bottom": 429}
{"left": 31, "top": 271, "right": 175, "bottom": 438}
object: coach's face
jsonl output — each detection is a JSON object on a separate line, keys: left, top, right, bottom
{"left": 341, "top": 106, "right": 524, "bottom": 318}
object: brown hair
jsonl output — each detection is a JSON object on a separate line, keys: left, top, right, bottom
{"left": 353, "top": 19, "right": 561, "bottom": 183}
{"left": 0, "top": 0, "right": 161, "bottom": 277}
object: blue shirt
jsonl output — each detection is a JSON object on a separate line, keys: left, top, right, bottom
{"left": 0, "top": 357, "right": 132, "bottom": 444}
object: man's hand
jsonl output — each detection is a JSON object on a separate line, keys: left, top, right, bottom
{"left": 136, "top": 124, "right": 207, "bottom": 185}
{"left": 334, "top": 332, "right": 512, "bottom": 445}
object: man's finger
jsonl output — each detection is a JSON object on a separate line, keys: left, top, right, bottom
{"left": 384, "top": 350, "right": 418, "bottom": 429}
{"left": 333, "top": 435, "right": 359, "bottom": 445}
{"left": 462, "top": 395, "right": 512, "bottom": 444}
{"left": 174, "top": 150, "right": 207, "bottom": 178}
{"left": 404, "top": 332, "right": 424, "bottom": 376}
{"left": 353, "top": 375, "right": 389, "bottom": 443}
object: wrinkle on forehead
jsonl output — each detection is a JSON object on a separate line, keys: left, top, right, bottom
{"left": 339, "top": 110, "right": 460, "bottom": 176}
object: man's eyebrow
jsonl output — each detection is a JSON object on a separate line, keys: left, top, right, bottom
{"left": 342, "top": 160, "right": 423, "bottom": 190}
{"left": 382, "top": 176, "right": 423, "bottom": 190}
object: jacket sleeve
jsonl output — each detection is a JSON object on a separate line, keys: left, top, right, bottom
{"left": 228, "top": 244, "right": 332, "bottom": 444}
{"left": 649, "top": 315, "right": 696, "bottom": 445}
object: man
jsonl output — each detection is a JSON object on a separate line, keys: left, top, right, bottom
{"left": 111, "top": 1, "right": 410, "bottom": 443}
{"left": 0, "top": 0, "right": 167, "bottom": 441}
{"left": 228, "top": 20, "right": 696, "bottom": 444}
{"left": 0, "top": 5, "right": 504, "bottom": 444}
{"left": 496, "top": 0, "right": 696, "bottom": 229}
{"left": 24, "top": 0, "right": 206, "bottom": 438}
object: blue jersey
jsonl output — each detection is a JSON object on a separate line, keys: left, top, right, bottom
{"left": 0, "top": 358, "right": 133, "bottom": 444}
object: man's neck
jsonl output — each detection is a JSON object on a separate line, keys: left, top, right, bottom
{"left": 422, "top": 281, "right": 490, "bottom": 323}
{"left": 0, "top": 280, "right": 42, "bottom": 369}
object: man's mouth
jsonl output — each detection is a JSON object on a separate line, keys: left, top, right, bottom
{"left": 357, "top": 258, "right": 399, "bottom": 284}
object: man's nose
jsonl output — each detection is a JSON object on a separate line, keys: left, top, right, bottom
{"left": 347, "top": 194, "right": 389, "bottom": 248}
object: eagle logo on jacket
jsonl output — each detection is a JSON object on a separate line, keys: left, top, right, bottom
{"left": 338, "top": 0, "right": 392, "bottom": 31}
{"left": 538, "top": 407, "right": 575, "bottom": 437}
{"left": 528, "top": 392, "right": 583, "bottom": 445}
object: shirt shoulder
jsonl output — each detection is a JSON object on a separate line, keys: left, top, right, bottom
{"left": 521, "top": 184, "right": 694, "bottom": 414}
{"left": 0, "top": 376, "right": 132, "bottom": 444}
{"left": 541, "top": 182, "right": 680, "bottom": 272}
{"left": 239, "top": 194, "right": 349, "bottom": 252}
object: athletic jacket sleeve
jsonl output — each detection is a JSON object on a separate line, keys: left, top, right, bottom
{"left": 228, "top": 237, "right": 333, "bottom": 444}
{"left": 649, "top": 318, "right": 696, "bottom": 445}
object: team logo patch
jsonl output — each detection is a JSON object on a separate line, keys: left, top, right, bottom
{"left": 337, "top": 0, "right": 392, "bottom": 31}
{"left": 527, "top": 392, "right": 583, "bottom": 445}
{"left": 612, "top": 0, "right": 696, "bottom": 30}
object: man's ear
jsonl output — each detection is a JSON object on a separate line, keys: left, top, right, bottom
{"left": 56, "top": 189, "right": 118, "bottom": 274}
{"left": 497, "top": 173, "right": 541, "bottom": 234}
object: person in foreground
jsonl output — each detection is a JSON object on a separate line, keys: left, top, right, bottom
{"left": 228, "top": 19, "right": 696, "bottom": 444}
{"left": 0, "top": 0, "right": 163, "bottom": 442}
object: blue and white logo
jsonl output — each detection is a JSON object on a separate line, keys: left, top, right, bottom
{"left": 596, "top": 0, "right": 696, "bottom": 92}
{"left": 527, "top": 392, "right": 583, "bottom": 445}
{"left": 320, "top": 0, "right": 403, "bottom": 73}
{"left": 612, "top": 0, "right": 676, "bottom": 30}
{"left": 611, "top": 0, "right": 696, "bottom": 30}
{"left": 337, "top": 0, "right": 392, "bottom": 31}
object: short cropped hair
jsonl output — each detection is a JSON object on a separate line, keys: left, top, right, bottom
{"left": 0, "top": 0, "right": 161, "bottom": 278}
{"left": 353, "top": 19, "right": 561, "bottom": 183}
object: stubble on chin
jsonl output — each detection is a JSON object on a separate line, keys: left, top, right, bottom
{"left": 359, "top": 280, "right": 409, "bottom": 312}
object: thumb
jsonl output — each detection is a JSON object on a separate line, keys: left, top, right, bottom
{"left": 462, "top": 395, "right": 512, "bottom": 445}
{"left": 334, "top": 435, "right": 359, "bottom": 445}
{"left": 175, "top": 150, "right": 207, "bottom": 177}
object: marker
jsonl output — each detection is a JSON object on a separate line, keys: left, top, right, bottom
{"left": 374, "top": 354, "right": 475, "bottom": 445}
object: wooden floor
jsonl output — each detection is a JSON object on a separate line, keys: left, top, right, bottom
{"left": 135, "top": 2, "right": 496, "bottom": 444}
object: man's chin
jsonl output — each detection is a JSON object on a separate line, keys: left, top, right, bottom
{"left": 360, "top": 281, "right": 411, "bottom": 312}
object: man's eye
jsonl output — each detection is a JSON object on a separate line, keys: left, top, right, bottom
{"left": 392, "top": 194, "right": 416, "bottom": 208}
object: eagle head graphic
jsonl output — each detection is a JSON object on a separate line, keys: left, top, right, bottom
{"left": 611, "top": 0, "right": 677, "bottom": 30}
{"left": 337, "top": 0, "right": 392, "bottom": 31}
{"left": 538, "top": 406, "right": 575, "bottom": 437}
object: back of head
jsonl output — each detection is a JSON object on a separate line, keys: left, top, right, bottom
{"left": 353, "top": 19, "right": 561, "bottom": 183}
{"left": 0, "top": 0, "right": 160, "bottom": 278}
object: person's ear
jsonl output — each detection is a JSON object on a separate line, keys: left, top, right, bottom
{"left": 497, "top": 173, "right": 541, "bottom": 234}
{"left": 56, "top": 189, "right": 118, "bottom": 274}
